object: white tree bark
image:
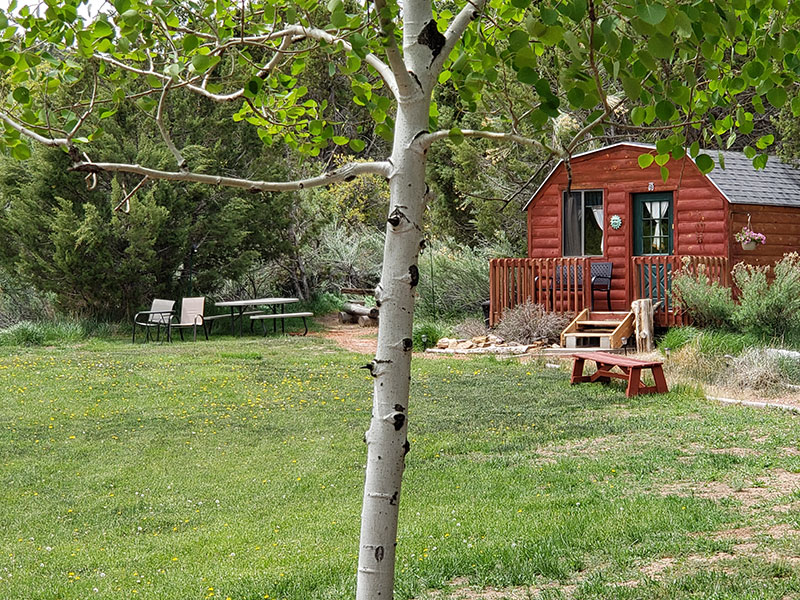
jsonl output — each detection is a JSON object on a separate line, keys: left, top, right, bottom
{"left": 356, "top": 1, "right": 487, "bottom": 597}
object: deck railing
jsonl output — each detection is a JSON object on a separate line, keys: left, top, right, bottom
{"left": 631, "top": 255, "right": 730, "bottom": 327}
{"left": 488, "top": 257, "right": 590, "bottom": 326}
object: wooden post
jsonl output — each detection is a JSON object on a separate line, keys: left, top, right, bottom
{"left": 631, "top": 298, "right": 654, "bottom": 353}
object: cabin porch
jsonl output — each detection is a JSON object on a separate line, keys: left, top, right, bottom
{"left": 488, "top": 255, "right": 731, "bottom": 329}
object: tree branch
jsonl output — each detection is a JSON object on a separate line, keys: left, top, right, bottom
{"left": 69, "top": 160, "right": 392, "bottom": 192}
{"left": 433, "top": 0, "right": 488, "bottom": 75}
{"left": 372, "top": 0, "right": 415, "bottom": 97}
{"left": 414, "top": 128, "right": 552, "bottom": 153}
{"left": 98, "top": 25, "right": 400, "bottom": 102}
{"left": 0, "top": 112, "right": 69, "bottom": 147}
{"left": 156, "top": 81, "right": 187, "bottom": 170}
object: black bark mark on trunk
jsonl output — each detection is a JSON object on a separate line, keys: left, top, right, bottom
{"left": 393, "top": 412, "right": 405, "bottom": 431}
{"left": 394, "top": 404, "right": 405, "bottom": 412}
{"left": 409, "top": 265, "right": 419, "bottom": 287}
{"left": 403, "top": 439, "right": 411, "bottom": 455}
{"left": 417, "top": 19, "right": 446, "bottom": 64}
{"left": 389, "top": 491, "right": 399, "bottom": 505}
{"left": 374, "top": 546, "right": 385, "bottom": 562}
{"left": 402, "top": 338, "right": 412, "bottom": 351}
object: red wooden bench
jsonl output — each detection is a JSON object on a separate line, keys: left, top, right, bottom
{"left": 570, "top": 351, "right": 668, "bottom": 397}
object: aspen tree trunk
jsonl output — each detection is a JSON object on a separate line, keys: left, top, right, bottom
{"left": 356, "top": 1, "right": 438, "bottom": 594}
{"left": 356, "top": 98, "right": 429, "bottom": 599}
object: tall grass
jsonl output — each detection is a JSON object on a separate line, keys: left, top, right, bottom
{"left": 0, "top": 319, "right": 116, "bottom": 346}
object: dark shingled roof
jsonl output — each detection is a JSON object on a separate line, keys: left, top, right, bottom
{"left": 707, "top": 150, "right": 800, "bottom": 207}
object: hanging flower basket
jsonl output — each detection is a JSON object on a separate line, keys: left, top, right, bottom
{"left": 741, "top": 240, "right": 757, "bottom": 251}
{"left": 734, "top": 226, "right": 766, "bottom": 250}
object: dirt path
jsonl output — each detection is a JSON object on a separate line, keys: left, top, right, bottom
{"left": 311, "top": 313, "right": 378, "bottom": 354}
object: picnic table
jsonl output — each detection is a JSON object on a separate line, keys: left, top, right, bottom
{"left": 213, "top": 297, "right": 300, "bottom": 336}
{"left": 570, "top": 351, "right": 668, "bottom": 397}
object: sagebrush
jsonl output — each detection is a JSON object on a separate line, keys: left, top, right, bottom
{"left": 672, "top": 263, "right": 735, "bottom": 328}
{"left": 495, "top": 301, "right": 569, "bottom": 345}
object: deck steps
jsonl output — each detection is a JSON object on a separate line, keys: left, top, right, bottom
{"left": 560, "top": 309, "right": 635, "bottom": 350}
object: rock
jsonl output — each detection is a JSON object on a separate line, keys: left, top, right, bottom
{"left": 436, "top": 337, "right": 451, "bottom": 349}
{"left": 448, "top": 339, "right": 460, "bottom": 349}
{"left": 487, "top": 334, "right": 504, "bottom": 344}
{"left": 471, "top": 335, "right": 488, "bottom": 344}
{"left": 456, "top": 340, "right": 475, "bottom": 350}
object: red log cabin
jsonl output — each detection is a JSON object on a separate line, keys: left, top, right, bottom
{"left": 489, "top": 142, "right": 800, "bottom": 328}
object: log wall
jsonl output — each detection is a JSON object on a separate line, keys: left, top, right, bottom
{"left": 527, "top": 144, "right": 729, "bottom": 310}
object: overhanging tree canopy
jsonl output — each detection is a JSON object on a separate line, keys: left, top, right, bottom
{"left": 1, "top": 0, "right": 798, "bottom": 598}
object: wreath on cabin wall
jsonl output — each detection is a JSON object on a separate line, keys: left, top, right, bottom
{"left": 610, "top": 215, "right": 623, "bottom": 230}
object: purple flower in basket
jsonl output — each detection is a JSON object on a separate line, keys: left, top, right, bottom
{"left": 734, "top": 227, "right": 766, "bottom": 245}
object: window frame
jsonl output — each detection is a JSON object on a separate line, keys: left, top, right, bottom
{"left": 562, "top": 189, "right": 604, "bottom": 257}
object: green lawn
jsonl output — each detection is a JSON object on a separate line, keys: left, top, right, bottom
{"left": 3, "top": 337, "right": 800, "bottom": 599}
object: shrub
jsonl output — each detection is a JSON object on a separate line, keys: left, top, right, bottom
{"left": 412, "top": 319, "right": 451, "bottom": 351}
{"left": 415, "top": 236, "right": 513, "bottom": 320}
{"left": 452, "top": 317, "right": 489, "bottom": 339}
{"left": 732, "top": 253, "right": 800, "bottom": 339}
{"left": 672, "top": 263, "right": 735, "bottom": 328}
{"left": 494, "top": 301, "right": 570, "bottom": 345}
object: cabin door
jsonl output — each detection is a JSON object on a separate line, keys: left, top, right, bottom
{"left": 632, "top": 192, "right": 674, "bottom": 301}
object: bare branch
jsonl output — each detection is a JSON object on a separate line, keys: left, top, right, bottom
{"left": 0, "top": 112, "right": 69, "bottom": 147}
{"left": 97, "top": 24, "right": 400, "bottom": 102}
{"left": 433, "top": 0, "right": 488, "bottom": 75}
{"left": 68, "top": 71, "right": 99, "bottom": 142}
{"left": 415, "top": 128, "right": 552, "bottom": 154}
{"left": 69, "top": 160, "right": 392, "bottom": 192}
{"left": 156, "top": 82, "right": 188, "bottom": 170}
{"left": 114, "top": 176, "right": 150, "bottom": 213}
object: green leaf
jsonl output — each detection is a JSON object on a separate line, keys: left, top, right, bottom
{"left": 348, "top": 138, "right": 366, "bottom": 152}
{"left": 660, "top": 166, "right": 669, "bottom": 182}
{"left": 12, "top": 143, "right": 31, "bottom": 160}
{"left": 566, "top": 87, "right": 585, "bottom": 107}
{"left": 695, "top": 154, "right": 714, "bottom": 174}
{"left": 191, "top": 54, "right": 220, "bottom": 74}
{"left": 766, "top": 86, "right": 787, "bottom": 108}
{"left": 637, "top": 154, "right": 655, "bottom": 168}
{"left": 183, "top": 34, "right": 199, "bottom": 53}
{"left": 517, "top": 67, "right": 538, "bottom": 85}
{"left": 449, "top": 127, "right": 464, "bottom": 145}
{"left": 12, "top": 86, "right": 29, "bottom": 104}
{"left": 756, "top": 134, "right": 774, "bottom": 149}
{"left": 331, "top": 136, "right": 349, "bottom": 146}
{"left": 631, "top": 106, "right": 646, "bottom": 126}
{"left": 753, "top": 154, "right": 768, "bottom": 169}
{"left": 648, "top": 33, "right": 673, "bottom": 59}
{"left": 654, "top": 153, "right": 669, "bottom": 166}
{"left": 654, "top": 100, "right": 675, "bottom": 121}
{"left": 93, "top": 20, "right": 113, "bottom": 39}
{"left": 636, "top": 3, "right": 667, "bottom": 25}
{"left": 540, "top": 7, "right": 559, "bottom": 25}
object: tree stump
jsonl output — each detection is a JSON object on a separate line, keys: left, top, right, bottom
{"left": 631, "top": 298, "right": 654, "bottom": 353}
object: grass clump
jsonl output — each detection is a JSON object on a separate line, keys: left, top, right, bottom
{"left": 0, "top": 319, "right": 107, "bottom": 346}
{"left": 494, "top": 301, "right": 569, "bottom": 345}
{"left": 726, "top": 348, "right": 800, "bottom": 393}
{"left": 412, "top": 318, "right": 451, "bottom": 350}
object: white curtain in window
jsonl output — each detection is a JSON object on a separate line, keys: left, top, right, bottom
{"left": 591, "top": 206, "right": 604, "bottom": 252}
{"left": 646, "top": 201, "right": 670, "bottom": 251}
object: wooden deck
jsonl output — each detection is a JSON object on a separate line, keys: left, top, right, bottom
{"left": 490, "top": 256, "right": 730, "bottom": 328}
